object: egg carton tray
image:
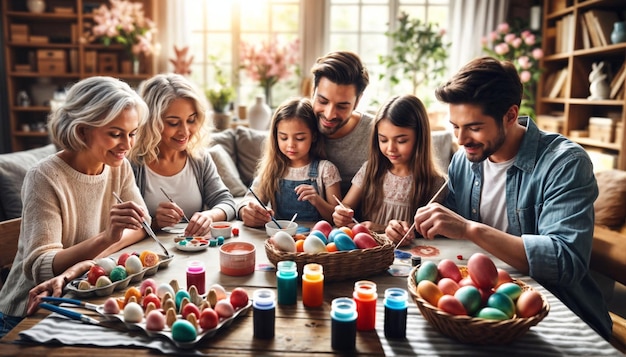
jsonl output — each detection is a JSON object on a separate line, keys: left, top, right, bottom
{"left": 95, "top": 300, "right": 252, "bottom": 349}
{"left": 65, "top": 254, "right": 174, "bottom": 298}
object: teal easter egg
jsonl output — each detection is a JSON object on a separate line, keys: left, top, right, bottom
{"left": 171, "top": 319, "right": 197, "bottom": 342}
{"left": 175, "top": 289, "right": 191, "bottom": 311}
{"left": 415, "top": 261, "right": 438, "bottom": 283}
{"left": 333, "top": 233, "right": 357, "bottom": 251}
{"left": 477, "top": 306, "right": 509, "bottom": 320}
{"left": 495, "top": 282, "right": 522, "bottom": 301}
{"left": 487, "top": 292, "right": 515, "bottom": 318}
{"left": 327, "top": 228, "right": 345, "bottom": 243}
{"left": 454, "top": 285, "right": 482, "bottom": 316}
{"left": 309, "top": 230, "right": 328, "bottom": 244}
{"left": 109, "top": 266, "right": 128, "bottom": 282}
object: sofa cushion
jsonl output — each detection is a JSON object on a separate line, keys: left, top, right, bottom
{"left": 594, "top": 169, "right": 626, "bottom": 229}
{"left": 234, "top": 126, "right": 268, "bottom": 187}
{"left": 207, "top": 144, "right": 247, "bottom": 197}
{"left": 209, "top": 129, "right": 237, "bottom": 165}
{"left": 0, "top": 144, "right": 57, "bottom": 221}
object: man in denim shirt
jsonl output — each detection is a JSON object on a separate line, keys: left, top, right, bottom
{"left": 389, "top": 57, "right": 612, "bottom": 339}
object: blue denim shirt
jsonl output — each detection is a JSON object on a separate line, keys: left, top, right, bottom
{"left": 444, "top": 117, "right": 612, "bottom": 339}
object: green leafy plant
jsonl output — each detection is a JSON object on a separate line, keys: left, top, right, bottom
{"left": 206, "top": 58, "right": 236, "bottom": 113}
{"left": 379, "top": 12, "right": 450, "bottom": 97}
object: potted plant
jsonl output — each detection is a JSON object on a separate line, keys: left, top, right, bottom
{"left": 378, "top": 12, "right": 450, "bottom": 100}
{"left": 206, "top": 59, "right": 236, "bottom": 131}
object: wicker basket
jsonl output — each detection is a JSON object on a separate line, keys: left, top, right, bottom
{"left": 407, "top": 265, "right": 550, "bottom": 344}
{"left": 265, "top": 232, "right": 394, "bottom": 282}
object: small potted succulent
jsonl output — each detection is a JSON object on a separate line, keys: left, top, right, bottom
{"left": 206, "top": 59, "right": 236, "bottom": 131}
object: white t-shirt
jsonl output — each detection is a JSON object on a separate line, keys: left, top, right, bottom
{"left": 480, "top": 157, "right": 515, "bottom": 232}
{"left": 144, "top": 159, "right": 202, "bottom": 218}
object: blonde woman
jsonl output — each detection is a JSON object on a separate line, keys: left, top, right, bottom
{"left": 129, "top": 73, "right": 235, "bottom": 237}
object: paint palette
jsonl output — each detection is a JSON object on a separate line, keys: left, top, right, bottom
{"left": 175, "top": 236, "right": 209, "bottom": 252}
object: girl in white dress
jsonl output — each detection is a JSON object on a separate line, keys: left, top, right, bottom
{"left": 333, "top": 94, "right": 446, "bottom": 236}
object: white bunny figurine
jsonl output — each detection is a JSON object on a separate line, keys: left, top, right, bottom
{"left": 588, "top": 61, "right": 610, "bottom": 100}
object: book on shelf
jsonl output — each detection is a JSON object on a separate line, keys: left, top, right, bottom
{"left": 610, "top": 62, "right": 626, "bottom": 99}
{"left": 583, "top": 11, "right": 603, "bottom": 48}
{"left": 580, "top": 13, "right": 591, "bottom": 50}
{"left": 586, "top": 9, "right": 620, "bottom": 47}
{"left": 547, "top": 69, "right": 568, "bottom": 98}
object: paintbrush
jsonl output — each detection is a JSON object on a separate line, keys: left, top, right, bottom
{"left": 112, "top": 192, "right": 171, "bottom": 257}
{"left": 332, "top": 195, "right": 360, "bottom": 225}
{"left": 395, "top": 179, "right": 449, "bottom": 249}
{"left": 159, "top": 187, "right": 190, "bottom": 223}
{"left": 248, "top": 187, "right": 282, "bottom": 229}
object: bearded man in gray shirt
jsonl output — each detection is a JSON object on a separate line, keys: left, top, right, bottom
{"left": 238, "top": 51, "right": 372, "bottom": 227}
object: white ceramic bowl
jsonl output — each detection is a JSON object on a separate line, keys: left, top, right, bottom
{"left": 265, "top": 220, "right": 298, "bottom": 237}
{"left": 210, "top": 221, "right": 232, "bottom": 238}
{"left": 219, "top": 242, "right": 256, "bottom": 276}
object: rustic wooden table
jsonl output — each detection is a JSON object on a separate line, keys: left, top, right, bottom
{"left": 0, "top": 221, "right": 621, "bottom": 356}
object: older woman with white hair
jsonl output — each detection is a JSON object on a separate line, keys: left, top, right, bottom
{"left": 0, "top": 76, "right": 150, "bottom": 337}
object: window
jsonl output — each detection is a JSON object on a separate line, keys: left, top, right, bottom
{"left": 182, "top": 0, "right": 448, "bottom": 112}
{"left": 185, "top": 0, "right": 300, "bottom": 109}
{"left": 328, "top": 0, "right": 449, "bottom": 111}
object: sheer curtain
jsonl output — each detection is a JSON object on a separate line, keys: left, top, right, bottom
{"left": 447, "top": 0, "right": 509, "bottom": 73}
{"left": 154, "top": 0, "right": 191, "bottom": 73}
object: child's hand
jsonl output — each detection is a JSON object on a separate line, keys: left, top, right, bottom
{"left": 294, "top": 184, "right": 320, "bottom": 205}
{"left": 385, "top": 219, "right": 414, "bottom": 246}
{"left": 240, "top": 201, "right": 274, "bottom": 228}
{"left": 332, "top": 204, "right": 355, "bottom": 227}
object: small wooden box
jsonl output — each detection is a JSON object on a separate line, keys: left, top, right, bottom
{"left": 29, "top": 35, "right": 49, "bottom": 44}
{"left": 536, "top": 115, "right": 564, "bottom": 134}
{"left": 97, "top": 53, "right": 118, "bottom": 73}
{"left": 37, "top": 50, "right": 66, "bottom": 74}
{"left": 588, "top": 117, "right": 615, "bottom": 143}
{"left": 10, "top": 24, "right": 28, "bottom": 42}
{"left": 14, "top": 64, "right": 33, "bottom": 72}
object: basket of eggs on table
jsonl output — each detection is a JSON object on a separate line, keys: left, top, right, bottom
{"left": 264, "top": 220, "right": 394, "bottom": 281}
{"left": 407, "top": 253, "right": 550, "bottom": 344}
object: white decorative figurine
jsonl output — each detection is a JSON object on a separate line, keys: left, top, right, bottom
{"left": 588, "top": 61, "right": 610, "bottom": 100}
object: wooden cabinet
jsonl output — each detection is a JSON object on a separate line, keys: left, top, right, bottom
{"left": 1, "top": 0, "right": 155, "bottom": 151}
{"left": 536, "top": 0, "right": 626, "bottom": 170}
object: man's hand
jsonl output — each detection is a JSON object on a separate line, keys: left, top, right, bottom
{"left": 414, "top": 203, "right": 468, "bottom": 240}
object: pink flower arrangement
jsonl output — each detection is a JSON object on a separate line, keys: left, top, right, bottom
{"left": 240, "top": 37, "right": 300, "bottom": 105}
{"left": 86, "top": 0, "right": 157, "bottom": 58}
{"left": 482, "top": 22, "right": 544, "bottom": 118}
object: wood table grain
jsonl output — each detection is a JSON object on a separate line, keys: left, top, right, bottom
{"left": 0, "top": 221, "right": 621, "bottom": 356}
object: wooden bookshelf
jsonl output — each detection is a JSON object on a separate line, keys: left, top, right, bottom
{"left": 536, "top": 0, "right": 626, "bottom": 170}
{"left": 1, "top": 0, "right": 156, "bottom": 152}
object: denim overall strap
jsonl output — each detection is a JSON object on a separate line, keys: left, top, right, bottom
{"left": 275, "top": 160, "right": 321, "bottom": 221}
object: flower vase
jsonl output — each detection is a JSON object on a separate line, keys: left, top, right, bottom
{"left": 263, "top": 84, "right": 273, "bottom": 108}
{"left": 611, "top": 22, "right": 626, "bottom": 44}
{"left": 247, "top": 96, "right": 272, "bottom": 130}
{"left": 132, "top": 58, "right": 140, "bottom": 75}
{"left": 27, "top": 0, "right": 46, "bottom": 13}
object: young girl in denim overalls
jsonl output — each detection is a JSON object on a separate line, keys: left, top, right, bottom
{"left": 247, "top": 97, "right": 342, "bottom": 222}
{"left": 333, "top": 94, "right": 447, "bottom": 236}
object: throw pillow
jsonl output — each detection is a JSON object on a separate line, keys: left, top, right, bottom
{"left": 594, "top": 169, "right": 626, "bottom": 229}
{"left": 235, "top": 126, "right": 268, "bottom": 186}
{"left": 209, "top": 129, "right": 237, "bottom": 164}
{"left": 207, "top": 144, "right": 247, "bottom": 197}
{"left": 0, "top": 144, "right": 57, "bottom": 221}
